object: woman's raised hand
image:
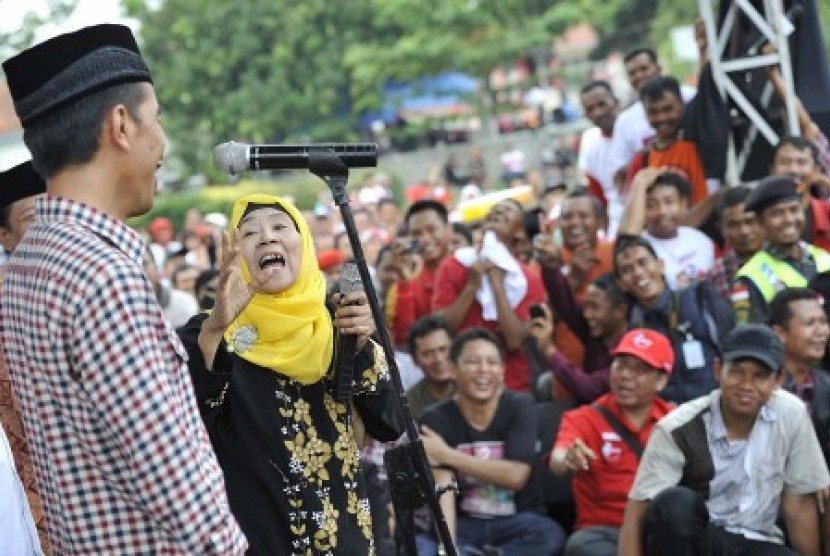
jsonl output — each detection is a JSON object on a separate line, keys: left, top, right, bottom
{"left": 204, "top": 230, "right": 274, "bottom": 334}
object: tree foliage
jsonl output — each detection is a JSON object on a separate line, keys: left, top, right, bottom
{"left": 126, "top": 0, "right": 601, "bottom": 178}
{"left": 0, "top": 1, "right": 78, "bottom": 61}
{"left": 128, "top": 0, "right": 826, "bottom": 178}
{"left": 125, "top": 0, "right": 382, "bottom": 178}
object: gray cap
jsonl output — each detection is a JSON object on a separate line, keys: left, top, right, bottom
{"left": 721, "top": 324, "right": 784, "bottom": 372}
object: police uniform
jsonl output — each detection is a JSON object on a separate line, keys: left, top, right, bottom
{"left": 732, "top": 175, "right": 830, "bottom": 323}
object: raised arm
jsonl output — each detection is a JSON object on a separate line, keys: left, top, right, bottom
{"left": 433, "top": 258, "right": 485, "bottom": 331}
{"left": 618, "top": 167, "right": 663, "bottom": 236}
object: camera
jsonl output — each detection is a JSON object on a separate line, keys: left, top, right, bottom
{"left": 402, "top": 238, "right": 420, "bottom": 255}
{"left": 529, "top": 303, "right": 546, "bottom": 320}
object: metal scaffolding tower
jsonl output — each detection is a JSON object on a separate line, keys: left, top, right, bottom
{"left": 697, "top": 0, "right": 801, "bottom": 185}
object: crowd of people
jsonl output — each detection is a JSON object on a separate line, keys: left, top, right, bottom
{"left": 2, "top": 17, "right": 830, "bottom": 556}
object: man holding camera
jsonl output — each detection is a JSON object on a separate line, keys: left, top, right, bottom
{"left": 388, "top": 200, "right": 452, "bottom": 347}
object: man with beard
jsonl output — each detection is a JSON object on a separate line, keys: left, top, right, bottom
{"left": 549, "top": 329, "right": 674, "bottom": 556}
{"left": 733, "top": 175, "right": 830, "bottom": 323}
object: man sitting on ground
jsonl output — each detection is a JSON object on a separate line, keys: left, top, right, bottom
{"left": 619, "top": 324, "right": 830, "bottom": 556}
{"left": 405, "top": 315, "right": 456, "bottom": 419}
{"left": 419, "top": 328, "right": 565, "bottom": 555}
{"left": 549, "top": 329, "right": 674, "bottom": 556}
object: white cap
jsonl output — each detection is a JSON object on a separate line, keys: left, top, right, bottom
{"left": 204, "top": 212, "right": 228, "bottom": 229}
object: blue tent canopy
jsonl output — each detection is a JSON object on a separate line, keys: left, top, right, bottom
{"left": 360, "top": 72, "right": 479, "bottom": 128}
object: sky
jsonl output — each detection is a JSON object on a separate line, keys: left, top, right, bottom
{"left": 0, "top": 0, "right": 137, "bottom": 40}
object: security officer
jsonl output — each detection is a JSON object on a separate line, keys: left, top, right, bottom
{"left": 732, "top": 175, "right": 830, "bottom": 323}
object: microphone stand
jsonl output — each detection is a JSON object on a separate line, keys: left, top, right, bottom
{"left": 308, "top": 151, "right": 457, "bottom": 556}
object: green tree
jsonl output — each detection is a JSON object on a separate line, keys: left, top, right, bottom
{"left": 0, "top": 1, "right": 78, "bottom": 61}
{"left": 343, "top": 0, "right": 594, "bottom": 114}
{"left": 125, "top": 0, "right": 377, "bottom": 179}
{"left": 127, "top": 0, "right": 610, "bottom": 178}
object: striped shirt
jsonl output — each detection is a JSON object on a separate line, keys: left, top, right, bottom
{"left": 0, "top": 196, "right": 246, "bottom": 554}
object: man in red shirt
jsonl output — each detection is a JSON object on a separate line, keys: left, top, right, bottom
{"left": 548, "top": 328, "right": 674, "bottom": 556}
{"left": 433, "top": 199, "right": 546, "bottom": 391}
{"left": 388, "top": 200, "right": 451, "bottom": 346}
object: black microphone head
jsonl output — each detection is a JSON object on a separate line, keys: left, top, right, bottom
{"left": 213, "top": 141, "right": 249, "bottom": 175}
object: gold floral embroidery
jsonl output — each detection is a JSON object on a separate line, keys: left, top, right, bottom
{"left": 275, "top": 368, "right": 382, "bottom": 554}
{"left": 333, "top": 423, "right": 359, "bottom": 478}
{"left": 313, "top": 497, "right": 340, "bottom": 552}
{"left": 356, "top": 342, "right": 390, "bottom": 395}
{"left": 284, "top": 429, "right": 332, "bottom": 483}
{"left": 346, "top": 490, "right": 374, "bottom": 542}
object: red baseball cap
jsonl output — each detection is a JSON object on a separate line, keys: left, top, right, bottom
{"left": 317, "top": 249, "right": 345, "bottom": 271}
{"left": 611, "top": 329, "right": 674, "bottom": 374}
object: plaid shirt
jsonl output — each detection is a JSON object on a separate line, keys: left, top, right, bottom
{"left": 710, "top": 248, "right": 744, "bottom": 300}
{"left": 0, "top": 197, "right": 247, "bottom": 554}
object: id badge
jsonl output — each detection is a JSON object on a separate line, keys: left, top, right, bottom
{"left": 682, "top": 340, "right": 706, "bottom": 369}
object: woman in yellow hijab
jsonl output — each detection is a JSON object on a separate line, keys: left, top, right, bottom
{"left": 177, "top": 194, "right": 402, "bottom": 555}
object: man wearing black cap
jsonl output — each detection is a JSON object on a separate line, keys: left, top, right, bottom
{"left": 0, "top": 160, "right": 48, "bottom": 550}
{"left": 619, "top": 324, "right": 830, "bottom": 555}
{"left": 732, "top": 174, "right": 830, "bottom": 323}
{"left": 0, "top": 161, "right": 45, "bottom": 257}
{"left": 1, "top": 25, "right": 246, "bottom": 553}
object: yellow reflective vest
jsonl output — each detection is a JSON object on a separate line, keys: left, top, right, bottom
{"left": 735, "top": 245, "right": 830, "bottom": 302}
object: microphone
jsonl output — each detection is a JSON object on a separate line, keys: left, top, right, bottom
{"left": 333, "top": 262, "right": 362, "bottom": 403}
{"left": 746, "top": 4, "right": 803, "bottom": 56}
{"left": 214, "top": 141, "right": 378, "bottom": 175}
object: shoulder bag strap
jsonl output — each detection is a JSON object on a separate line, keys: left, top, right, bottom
{"left": 592, "top": 403, "right": 644, "bottom": 460}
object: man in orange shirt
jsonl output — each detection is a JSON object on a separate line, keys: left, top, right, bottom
{"left": 546, "top": 189, "right": 614, "bottom": 394}
{"left": 626, "top": 76, "right": 710, "bottom": 207}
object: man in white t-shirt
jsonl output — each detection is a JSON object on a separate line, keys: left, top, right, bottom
{"left": 578, "top": 80, "right": 623, "bottom": 238}
{"left": 500, "top": 144, "right": 527, "bottom": 185}
{"left": 618, "top": 168, "right": 714, "bottom": 289}
{"left": 608, "top": 48, "right": 696, "bottom": 178}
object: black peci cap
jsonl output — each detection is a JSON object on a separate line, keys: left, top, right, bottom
{"left": 0, "top": 161, "right": 46, "bottom": 209}
{"left": 720, "top": 324, "right": 784, "bottom": 372}
{"left": 743, "top": 175, "right": 801, "bottom": 215}
{"left": 3, "top": 24, "right": 152, "bottom": 127}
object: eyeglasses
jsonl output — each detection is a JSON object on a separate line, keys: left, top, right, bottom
{"left": 611, "top": 357, "right": 659, "bottom": 378}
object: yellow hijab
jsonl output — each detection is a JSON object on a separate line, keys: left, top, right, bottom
{"left": 224, "top": 194, "right": 333, "bottom": 384}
